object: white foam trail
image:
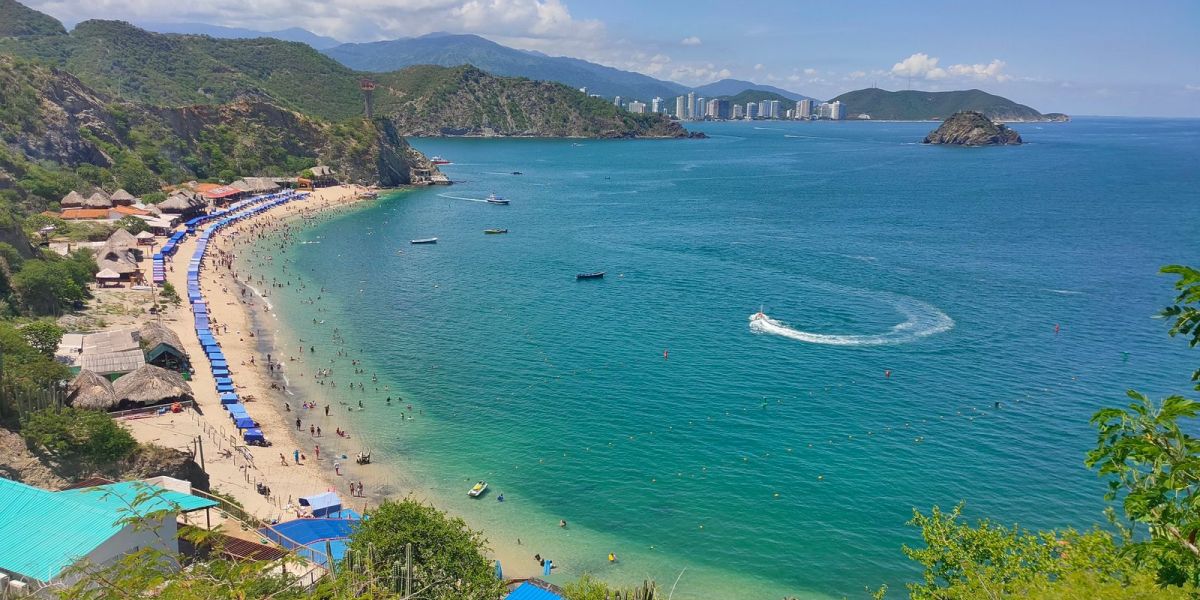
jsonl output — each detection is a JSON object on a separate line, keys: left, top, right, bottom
{"left": 1042, "top": 289, "right": 1083, "bottom": 295}
{"left": 749, "top": 297, "right": 954, "bottom": 346}
{"left": 436, "top": 193, "right": 488, "bottom": 203}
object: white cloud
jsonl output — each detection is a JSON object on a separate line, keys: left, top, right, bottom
{"left": 847, "top": 70, "right": 867, "bottom": 79}
{"left": 947, "top": 59, "right": 1011, "bottom": 82}
{"left": 803, "top": 68, "right": 817, "bottom": 76}
{"left": 669, "top": 64, "right": 732, "bottom": 85}
{"left": 1186, "top": 84, "right": 1200, "bottom": 92}
{"left": 680, "top": 36, "right": 701, "bottom": 46}
{"left": 754, "top": 63, "right": 764, "bottom": 71}
{"left": 891, "top": 53, "right": 946, "bottom": 80}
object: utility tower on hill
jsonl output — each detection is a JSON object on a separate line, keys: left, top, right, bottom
{"left": 360, "top": 79, "right": 376, "bottom": 119}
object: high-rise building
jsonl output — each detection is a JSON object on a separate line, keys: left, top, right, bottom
{"left": 768, "top": 100, "right": 781, "bottom": 119}
{"left": 687, "top": 92, "right": 696, "bottom": 119}
{"left": 746, "top": 102, "right": 759, "bottom": 119}
{"left": 707, "top": 99, "right": 730, "bottom": 120}
{"left": 675, "top": 96, "right": 687, "bottom": 118}
{"left": 651, "top": 97, "right": 662, "bottom": 113}
{"left": 796, "top": 99, "right": 813, "bottom": 119}
{"left": 696, "top": 97, "right": 706, "bottom": 118}
{"left": 758, "top": 101, "right": 769, "bottom": 119}
{"left": 817, "top": 102, "right": 833, "bottom": 119}
{"left": 830, "top": 100, "right": 843, "bottom": 120}
{"left": 732, "top": 104, "right": 744, "bottom": 119}
{"left": 628, "top": 100, "right": 647, "bottom": 114}
{"left": 614, "top": 96, "right": 622, "bottom": 107}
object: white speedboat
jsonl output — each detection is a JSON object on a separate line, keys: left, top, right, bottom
{"left": 410, "top": 238, "right": 438, "bottom": 244}
{"left": 468, "top": 481, "right": 488, "bottom": 498}
{"left": 486, "top": 193, "right": 510, "bottom": 205}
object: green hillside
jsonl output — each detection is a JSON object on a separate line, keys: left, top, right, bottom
{"left": 830, "top": 88, "right": 1059, "bottom": 121}
{"left": 0, "top": 0, "right": 66, "bottom": 38}
{"left": 0, "top": 12, "right": 690, "bottom": 137}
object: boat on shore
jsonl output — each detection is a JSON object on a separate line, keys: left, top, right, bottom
{"left": 431, "top": 156, "right": 452, "bottom": 165}
{"left": 410, "top": 238, "right": 438, "bottom": 244}
{"left": 468, "top": 481, "right": 488, "bottom": 498}
{"left": 576, "top": 271, "right": 605, "bottom": 280}
{"left": 486, "top": 193, "right": 510, "bottom": 205}
{"left": 484, "top": 229, "right": 508, "bottom": 234}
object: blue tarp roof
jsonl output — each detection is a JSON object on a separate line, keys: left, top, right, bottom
{"left": 299, "top": 492, "right": 342, "bottom": 514}
{"left": 234, "top": 416, "right": 255, "bottom": 429}
{"left": 506, "top": 582, "right": 566, "bottom": 600}
{"left": 219, "top": 392, "right": 238, "bottom": 404}
{"left": 243, "top": 428, "right": 264, "bottom": 442}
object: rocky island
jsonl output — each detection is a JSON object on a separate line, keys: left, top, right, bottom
{"left": 923, "top": 111, "right": 1023, "bottom": 146}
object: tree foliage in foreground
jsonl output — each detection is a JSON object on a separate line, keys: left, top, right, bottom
{"left": 21, "top": 407, "right": 137, "bottom": 464}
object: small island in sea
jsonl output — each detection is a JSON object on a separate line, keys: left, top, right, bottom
{"left": 922, "top": 111, "right": 1023, "bottom": 146}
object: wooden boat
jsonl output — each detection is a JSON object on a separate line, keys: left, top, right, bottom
{"left": 468, "top": 481, "right": 488, "bottom": 498}
{"left": 410, "top": 238, "right": 438, "bottom": 244}
{"left": 576, "top": 271, "right": 605, "bottom": 280}
{"left": 486, "top": 193, "right": 510, "bottom": 205}
{"left": 484, "top": 229, "right": 508, "bottom": 234}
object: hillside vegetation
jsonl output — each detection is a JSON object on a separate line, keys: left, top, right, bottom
{"left": 830, "top": 88, "right": 1065, "bottom": 121}
{"left": 0, "top": 7, "right": 690, "bottom": 137}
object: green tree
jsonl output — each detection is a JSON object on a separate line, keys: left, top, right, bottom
{"left": 1160, "top": 265, "right": 1200, "bottom": 390}
{"left": 159, "top": 281, "right": 181, "bottom": 306}
{"left": 114, "top": 214, "right": 150, "bottom": 235}
{"left": 20, "top": 319, "right": 63, "bottom": 356}
{"left": 21, "top": 407, "right": 137, "bottom": 463}
{"left": 0, "top": 320, "right": 70, "bottom": 385}
{"left": 10, "top": 259, "right": 87, "bottom": 315}
{"left": 346, "top": 499, "right": 507, "bottom": 600}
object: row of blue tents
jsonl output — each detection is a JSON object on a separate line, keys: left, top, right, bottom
{"left": 177, "top": 190, "right": 309, "bottom": 446}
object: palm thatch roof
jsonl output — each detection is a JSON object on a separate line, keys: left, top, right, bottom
{"left": 159, "top": 192, "right": 203, "bottom": 213}
{"left": 139, "top": 321, "right": 185, "bottom": 355}
{"left": 106, "top": 228, "right": 137, "bottom": 249}
{"left": 95, "top": 268, "right": 120, "bottom": 279}
{"left": 67, "top": 369, "right": 118, "bottom": 410}
{"left": 110, "top": 189, "right": 137, "bottom": 205}
{"left": 95, "top": 243, "right": 139, "bottom": 275}
{"left": 82, "top": 192, "right": 113, "bottom": 209}
{"left": 113, "top": 364, "right": 193, "bottom": 406}
{"left": 61, "top": 190, "right": 85, "bottom": 208}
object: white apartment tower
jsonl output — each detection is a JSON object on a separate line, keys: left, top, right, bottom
{"left": 651, "top": 97, "right": 662, "bottom": 113}
{"left": 687, "top": 91, "right": 696, "bottom": 119}
{"left": 830, "top": 100, "right": 843, "bottom": 120}
{"left": 675, "top": 96, "right": 687, "bottom": 118}
{"left": 797, "top": 99, "right": 813, "bottom": 119}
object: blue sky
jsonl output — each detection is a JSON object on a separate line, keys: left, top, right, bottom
{"left": 29, "top": 0, "right": 1200, "bottom": 116}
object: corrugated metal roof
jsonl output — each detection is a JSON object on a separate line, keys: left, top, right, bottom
{"left": 79, "top": 349, "right": 145, "bottom": 375}
{"left": 0, "top": 478, "right": 215, "bottom": 582}
{"left": 57, "top": 481, "right": 218, "bottom": 513}
{"left": 506, "top": 580, "right": 566, "bottom": 600}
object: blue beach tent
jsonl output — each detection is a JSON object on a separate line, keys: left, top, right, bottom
{"left": 298, "top": 492, "right": 342, "bottom": 518}
{"left": 234, "top": 416, "right": 256, "bottom": 429}
{"left": 243, "top": 428, "right": 265, "bottom": 443}
{"left": 219, "top": 392, "right": 239, "bottom": 404}
{"left": 216, "top": 382, "right": 235, "bottom": 393}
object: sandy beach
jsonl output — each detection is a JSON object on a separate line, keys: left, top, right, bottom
{"left": 120, "top": 184, "right": 537, "bottom": 577}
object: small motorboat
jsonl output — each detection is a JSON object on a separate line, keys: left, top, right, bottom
{"left": 468, "top": 481, "right": 488, "bottom": 498}
{"left": 511, "top": 171, "right": 523, "bottom": 175}
{"left": 484, "top": 229, "right": 508, "bottom": 234}
{"left": 576, "top": 271, "right": 605, "bottom": 280}
{"left": 750, "top": 304, "right": 768, "bottom": 322}
{"left": 486, "top": 193, "right": 510, "bottom": 205}
{"left": 411, "top": 238, "right": 438, "bottom": 244}
{"left": 431, "top": 156, "right": 452, "bottom": 165}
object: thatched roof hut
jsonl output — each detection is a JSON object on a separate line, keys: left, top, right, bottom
{"left": 95, "top": 243, "right": 139, "bottom": 277}
{"left": 159, "top": 192, "right": 202, "bottom": 214}
{"left": 67, "top": 369, "right": 119, "bottom": 410}
{"left": 106, "top": 228, "right": 137, "bottom": 249}
{"left": 113, "top": 364, "right": 193, "bottom": 406}
{"left": 82, "top": 192, "right": 113, "bottom": 209}
{"left": 139, "top": 321, "right": 189, "bottom": 372}
{"left": 61, "top": 190, "right": 85, "bottom": 208}
{"left": 110, "top": 189, "right": 137, "bottom": 206}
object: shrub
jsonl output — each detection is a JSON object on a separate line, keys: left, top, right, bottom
{"left": 21, "top": 407, "right": 137, "bottom": 463}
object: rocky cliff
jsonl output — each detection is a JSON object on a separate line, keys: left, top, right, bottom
{"left": 923, "top": 111, "right": 1022, "bottom": 146}
{"left": 0, "top": 54, "right": 434, "bottom": 207}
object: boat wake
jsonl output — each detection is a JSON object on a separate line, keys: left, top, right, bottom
{"left": 749, "top": 296, "right": 953, "bottom": 346}
{"left": 437, "top": 193, "right": 488, "bottom": 203}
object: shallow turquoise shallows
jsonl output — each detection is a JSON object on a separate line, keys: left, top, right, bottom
{"left": 257, "top": 118, "right": 1200, "bottom": 599}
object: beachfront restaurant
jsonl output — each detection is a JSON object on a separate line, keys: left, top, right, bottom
{"left": 0, "top": 477, "right": 216, "bottom": 590}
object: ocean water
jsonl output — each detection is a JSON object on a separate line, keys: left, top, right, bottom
{"left": 257, "top": 118, "right": 1200, "bottom": 598}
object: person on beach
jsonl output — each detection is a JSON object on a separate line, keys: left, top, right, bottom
{"left": 279, "top": 453, "right": 288, "bottom": 466}
{"left": 310, "top": 424, "right": 315, "bottom": 436}
{"left": 296, "top": 418, "right": 301, "bottom": 430}
{"left": 294, "top": 449, "right": 300, "bottom": 463}
{"left": 315, "top": 444, "right": 320, "bottom": 459}
{"left": 560, "top": 519, "right": 567, "bottom": 528}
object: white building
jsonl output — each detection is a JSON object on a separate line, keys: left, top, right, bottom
{"left": 687, "top": 92, "right": 696, "bottom": 119}
{"left": 818, "top": 102, "right": 834, "bottom": 119}
{"left": 613, "top": 96, "right": 622, "bottom": 107}
{"left": 675, "top": 96, "right": 687, "bottom": 119}
{"left": 696, "top": 97, "right": 706, "bottom": 118}
{"left": 732, "top": 104, "right": 744, "bottom": 119}
{"left": 768, "top": 100, "right": 781, "bottom": 119}
{"left": 746, "top": 102, "right": 759, "bottom": 119}
{"left": 830, "top": 100, "right": 843, "bottom": 120}
{"left": 651, "top": 97, "right": 662, "bottom": 113}
{"left": 796, "top": 99, "right": 813, "bottom": 119}
{"left": 758, "top": 101, "right": 769, "bottom": 119}
{"left": 628, "top": 100, "right": 647, "bottom": 114}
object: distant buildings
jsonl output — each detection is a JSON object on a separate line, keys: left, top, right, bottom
{"left": 768, "top": 100, "right": 781, "bottom": 119}
{"left": 651, "top": 97, "right": 662, "bottom": 113}
{"left": 613, "top": 96, "right": 622, "bottom": 107}
{"left": 732, "top": 104, "right": 744, "bottom": 119}
{"left": 746, "top": 102, "right": 759, "bottom": 119}
{"left": 675, "top": 96, "right": 687, "bottom": 119}
{"left": 797, "top": 99, "right": 813, "bottom": 119}
{"left": 705, "top": 98, "right": 731, "bottom": 120}
{"left": 628, "top": 100, "right": 647, "bottom": 114}
{"left": 830, "top": 100, "right": 843, "bottom": 120}
{"left": 687, "top": 92, "right": 696, "bottom": 119}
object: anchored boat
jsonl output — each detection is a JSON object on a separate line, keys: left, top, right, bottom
{"left": 484, "top": 229, "right": 508, "bottom": 234}
{"left": 468, "top": 481, "right": 488, "bottom": 498}
{"left": 410, "top": 238, "right": 438, "bottom": 244}
{"left": 576, "top": 271, "right": 605, "bottom": 280}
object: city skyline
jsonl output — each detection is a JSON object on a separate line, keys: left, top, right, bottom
{"left": 24, "top": 0, "right": 1200, "bottom": 117}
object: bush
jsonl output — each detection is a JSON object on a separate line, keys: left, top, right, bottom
{"left": 20, "top": 319, "right": 63, "bottom": 357}
{"left": 347, "top": 499, "right": 506, "bottom": 600}
{"left": 21, "top": 407, "right": 137, "bottom": 463}
{"left": 159, "top": 281, "right": 181, "bottom": 306}
{"left": 114, "top": 215, "right": 150, "bottom": 235}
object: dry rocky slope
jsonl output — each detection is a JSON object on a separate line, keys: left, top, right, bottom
{"left": 0, "top": 55, "right": 435, "bottom": 200}
{"left": 923, "top": 111, "right": 1023, "bottom": 146}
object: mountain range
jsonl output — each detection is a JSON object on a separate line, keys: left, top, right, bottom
{"left": 135, "top": 21, "right": 342, "bottom": 50}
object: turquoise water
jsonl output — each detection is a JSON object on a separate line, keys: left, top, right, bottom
{"left": 261, "top": 118, "right": 1199, "bottom": 598}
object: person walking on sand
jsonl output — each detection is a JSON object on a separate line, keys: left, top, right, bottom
{"left": 310, "top": 424, "right": 315, "bottom": 436}
{"left": 315, "top": 444, "right": 320, "bottom": 459}
{"left": 296, "top": 418, "right": 301, "bottom": 430}
{"left": 280, "top": 453, "right": 288, "bottom": 466}
{"left": 293, "top": 449, "right": 300, "bottom": 463}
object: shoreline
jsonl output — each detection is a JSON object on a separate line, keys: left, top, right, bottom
{"left": 124, "top": 184, "right": 538, "bottom": 579}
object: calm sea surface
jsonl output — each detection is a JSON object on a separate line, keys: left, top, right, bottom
{"left": 258, "top": 118, "right": 1200, "bottom": 598}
